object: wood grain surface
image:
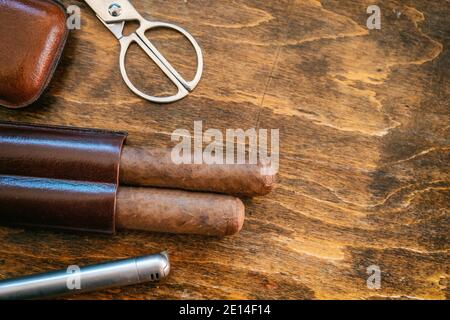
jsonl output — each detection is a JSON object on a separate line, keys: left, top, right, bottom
{"left": 0, "top": 0, "right": 448, "bottom": 299}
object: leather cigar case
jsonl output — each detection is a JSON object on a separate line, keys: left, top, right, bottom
{"left": 0, "top": 0, "right": 68, "bottom": 108}
{"left": 0, "top": 121, "right": 127, "bottom": 233}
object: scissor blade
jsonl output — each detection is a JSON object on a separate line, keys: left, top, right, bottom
{"left": 100, "top": 19, "right": 125, "bottom": 39}
{"left": 83, "top": 0, "right": 124, "bottom": 39}
{"left": 84, "top": 0, "right": 107, "bottom": 16}
{"left": 84, "top": 0, "right": 142, "bottom": 23}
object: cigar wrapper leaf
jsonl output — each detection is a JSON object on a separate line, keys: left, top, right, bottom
{"left": 120, "top": 146, "right": 276, "bottom": 197}
{"left": 117, "top": 187, "right": 245, "bottom": 237}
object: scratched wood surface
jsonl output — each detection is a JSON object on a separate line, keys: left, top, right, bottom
{"left": 0, "top": 0, "right": 448, "bottom": 299}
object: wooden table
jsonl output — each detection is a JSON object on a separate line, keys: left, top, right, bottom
{"left": 0, "top": 0, "right": 448, "bottom": 299}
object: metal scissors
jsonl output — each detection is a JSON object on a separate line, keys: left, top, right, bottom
{"left": 85, "top": 0, "right": 203, "bottom": 103}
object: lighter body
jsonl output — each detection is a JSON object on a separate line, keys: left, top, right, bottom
{"left": 0, "top": 252, "right": 170, "bottom": 300}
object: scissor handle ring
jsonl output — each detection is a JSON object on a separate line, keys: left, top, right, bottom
{"left": 140, "top": 21, "right": 204, "bottom": 91}
{"left": 119, "top": 21, "right": 203, "bottom": 104}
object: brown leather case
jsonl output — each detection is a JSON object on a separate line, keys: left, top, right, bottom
{"left": 0, "top": 0, "right": 68, "bottom": 108}
{"left": 0, "top": 122, "right": 127, "bottom": 233}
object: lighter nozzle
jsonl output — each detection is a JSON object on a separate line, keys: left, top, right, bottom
{"left": 135, "top": 252, "right": 170, "bottom": 281}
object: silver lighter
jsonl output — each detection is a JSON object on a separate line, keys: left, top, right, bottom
{"left": 0, "top": 252, "right": 170, "bottom": 300}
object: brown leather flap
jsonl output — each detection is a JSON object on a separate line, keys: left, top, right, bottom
{"left": 0, "top": 122, "right": 127, "bottom": 233}
{"left": 0, "top": 0, "right": 68, "bottom": 109}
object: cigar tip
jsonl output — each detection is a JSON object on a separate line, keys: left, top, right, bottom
{"left": 226, "top": 197, "right": 245, "bottom": 236}
{"left": 262, "top": 172, "right": 277, "bottom": 193}
{"left": 250, "top": 169, "right": 277, "bottom": 197}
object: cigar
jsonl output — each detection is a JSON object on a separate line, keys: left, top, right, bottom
{"left": 119, "top": 146, "right": 276, "bottom": 197}
{"left": 116, "top": 187, "right": 245, "bottom": 237}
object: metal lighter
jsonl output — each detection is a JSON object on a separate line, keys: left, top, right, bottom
{"left": 0, "top": 252, "right": 170, "bottom": 300}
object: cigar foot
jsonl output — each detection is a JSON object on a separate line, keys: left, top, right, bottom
{"left": 255, "top": 169, "right": 277, "bottom": 197}
{"left": 226, "top": 197, "right": 245, "bottom": 236}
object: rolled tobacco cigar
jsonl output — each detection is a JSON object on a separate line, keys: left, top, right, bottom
{"left": 116, "top": 187, "right": 245, "bottom": 237}
{"left": 120, "top": 146, "right": 276, "bottom": 197}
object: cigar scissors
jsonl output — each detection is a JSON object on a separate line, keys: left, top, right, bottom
{"left": 85, "top": 0, "right": 203, "bottom": 103}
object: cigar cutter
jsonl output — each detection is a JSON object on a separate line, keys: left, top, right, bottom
{"left": 85, "top": 0, "right": 203, "bottom": 103}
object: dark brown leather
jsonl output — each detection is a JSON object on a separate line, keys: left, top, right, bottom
{"left": 0, "top": 0, "right": 68, "bottom": 108}
{"left": 0, "top": 122, "right": 127, "bottom": 233}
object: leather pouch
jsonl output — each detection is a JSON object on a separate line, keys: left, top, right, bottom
{"left": 0, "top": 122, "right": 128, "bottom": 233}
{"left": 0, "top": 0, "right": 68, "bottom": 109}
